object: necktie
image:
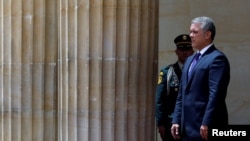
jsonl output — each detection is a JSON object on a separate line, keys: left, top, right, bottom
{"left": 188, "top": 53, "right": 201, "bottom": 78}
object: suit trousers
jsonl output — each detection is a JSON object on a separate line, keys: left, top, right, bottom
{"left": 181, "top": 127, "right": 216, "bottom": 141}
{"left": 181, "top": 128, "right": 204, "bottom": 141}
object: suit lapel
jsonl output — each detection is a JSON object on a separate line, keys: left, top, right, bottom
{"left": 186, "top": 45, "right": 216, "bottom": 84}
{"left": 184, "top": 56, "right": 193, "bottom": 85}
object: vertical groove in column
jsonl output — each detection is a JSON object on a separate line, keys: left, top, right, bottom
{"left": 138, "top": 1, "right": 150, "bottom": 141}
{"left": 102, "top": 0, "right": 116, "bottom": 141}
{"left": 44, "top": 0, "right": 58, "bottom": 141}
{"left": 115, "top": 0, "right": 129, "bottom": 141}
{"left": 68, "top": 0, "right": 78, "bottom": 141}
{"left": 58, "top": 0, "right": 69, "bottom": 141}
{"left": 89, "top": 1, "right": 103, "bottom": 141}
{"left": 2, "top": 0, "right": 12, "bottom": 141}
{"left": 77, "top": 0, "right": 90, "bottom": 141}
{"left": 33, "top": 1, "right": 45, "bottom": 141}
{"left": 127, "top": 0, "right": 140, "bottom": 140}
{"left": 0, "top": 0, "right": 3, "bottom": 140}
{"left": 57, "top": 0, "right": 63, "bottom": 141}
{"left": 11, "top": 0, "right": 22, "bottom": 141}
{"left": 145, "top": 0, "right": 159, "bottom": 140}
{"left": 21, "top": 0, "right": 33, "bottom": 141}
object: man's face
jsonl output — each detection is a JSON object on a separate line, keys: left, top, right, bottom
{"left": 175, "top": 46, "right": 194, "bottom": 63}
{"left": 189, "top": 23, "right": 206, "bottom": 50}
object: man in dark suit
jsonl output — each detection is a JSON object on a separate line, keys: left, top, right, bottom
{"left": 171, "top": 16, "right": 230, "bottom": 141}
{"left": 155, "top": 34, "right": 194, "bottom": 141}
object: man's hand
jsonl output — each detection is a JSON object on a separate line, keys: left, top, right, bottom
{"left": 158, "top": 126, "right": 165, "bottom": 140}
{"left": 171, "top": 124, "right": 181, "bottom": 140}
{"left": 200, "top": 125, "right": 208, "bottom": 140}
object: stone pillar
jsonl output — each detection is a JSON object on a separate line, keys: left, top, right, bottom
{"left": 0, "top": 0, "right": 159, "bottom": 141}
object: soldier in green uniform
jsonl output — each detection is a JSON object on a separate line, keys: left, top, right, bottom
{"left": 155, "top": 34, "right": 194, "bottom": 141}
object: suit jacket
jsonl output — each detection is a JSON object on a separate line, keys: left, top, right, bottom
{"left": 172, "top": 45, "right": 230, "bottom": 137}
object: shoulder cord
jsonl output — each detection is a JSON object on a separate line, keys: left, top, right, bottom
{"left": 166, "top": 65, "right": 177, "bottom": 96}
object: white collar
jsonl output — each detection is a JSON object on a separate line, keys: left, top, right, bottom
{"left": 197, "top": 43, "right": 213, "bottom": 55}
{"left": 178, "top": 61, "right": 184, "bottom": 70}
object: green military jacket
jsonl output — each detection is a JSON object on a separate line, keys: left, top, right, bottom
{"left": 155, "top": 62, "right": 182, "bottom": 126}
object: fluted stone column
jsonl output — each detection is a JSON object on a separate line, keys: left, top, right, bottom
{"left": 0, "top": 0, "right": 159, "bottom": 141}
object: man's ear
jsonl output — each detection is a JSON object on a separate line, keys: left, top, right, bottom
{"left": 205, "top": 31, "right": 212, "bottom": 39}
